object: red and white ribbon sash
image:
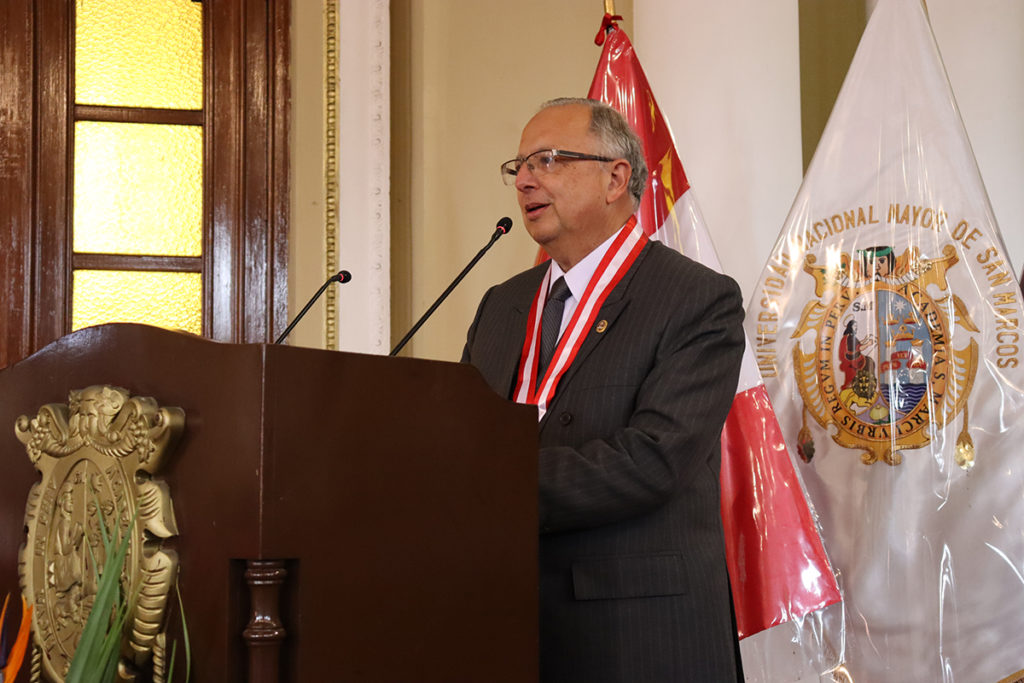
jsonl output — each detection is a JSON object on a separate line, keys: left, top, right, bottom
{"left": 513, "top": 217, "right": 647, "bottom": 419}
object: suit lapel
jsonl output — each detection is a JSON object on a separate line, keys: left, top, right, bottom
{"left": 491, "top": 267, "right": 546, "bottom": 398}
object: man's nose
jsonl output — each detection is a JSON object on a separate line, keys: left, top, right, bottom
{"left": 515, "top": 163, "right": 538, "bottom": 192}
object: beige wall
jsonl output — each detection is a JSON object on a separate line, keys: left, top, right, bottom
{"left": 291, "top": 1, "right": 1024, "bottom": 359}
{"left": 927, "top": 0, "right": 1024, "bottom": 274}
{"left": 291, "top": 0, "right": 632, "bottom": 359}
{"left": 288, "top": 0, "right": 327, "bottom": 351}
{"left": 635, "top": 1, "right": 802, "bottom": 308}
{"left": 390, "top": 0, "right": 633, "bottom": 362}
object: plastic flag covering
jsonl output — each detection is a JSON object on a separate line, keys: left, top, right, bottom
{"left": 587, "top": 16, "right": 840, "bottom": 638}
{"left": 740, "top": 0, "right": 1024, "bottom": 680}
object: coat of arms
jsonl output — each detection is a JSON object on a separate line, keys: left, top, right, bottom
{"left": 16, "top": 385, "right": 183, "bottom": 682}
{"left": 792, "top": 243, "right": 978, "bottom": 466}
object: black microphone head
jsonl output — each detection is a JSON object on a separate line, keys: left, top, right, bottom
{"left": 336, "top": 270, "right": 352, "bottom": 283}
{"left": 496, "top": 217, "right": 513, "bottom": 234}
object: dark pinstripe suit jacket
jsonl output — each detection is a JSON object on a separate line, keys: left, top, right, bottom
{"left": 463, "top": 240, "right": 746, "bottom": 682}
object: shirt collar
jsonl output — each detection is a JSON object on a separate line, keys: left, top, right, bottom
{"left": 547, "top": 227, "right": 623, "bottom": 301}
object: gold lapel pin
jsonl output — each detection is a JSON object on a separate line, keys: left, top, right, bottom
{"left": 596, "top": 320, "right": 608, "bottom": 333}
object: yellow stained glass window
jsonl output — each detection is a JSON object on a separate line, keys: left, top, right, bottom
{"left": 72, "top": 0, "right": 205, "bottom": 336}
{"left": 72, "top": 270, "right": 202, "bottom": 334}
{"left": 73, "top": 121, "right": 202, "bottom": 256}
{"left": 75, "top": 0, "right": 203, "bottom": 110}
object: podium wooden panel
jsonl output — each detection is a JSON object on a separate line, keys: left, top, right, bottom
{"left": 0, "top": 324, "right": 538, "bottom": 682}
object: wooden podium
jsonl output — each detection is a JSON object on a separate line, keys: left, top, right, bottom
{"left": 0, "top": 324, "right": 538, "bottom": 682}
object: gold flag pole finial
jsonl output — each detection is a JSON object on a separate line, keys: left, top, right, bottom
{"left": 604, "top": 0, "right": 616, "bottom": 15}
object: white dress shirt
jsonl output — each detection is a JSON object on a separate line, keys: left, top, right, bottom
{"left": 546, "top": 228, "right": 622, "bottom": 340}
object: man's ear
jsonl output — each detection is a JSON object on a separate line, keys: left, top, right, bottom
{"left": 605, "top": 160, "right": 632, "bottom": 204}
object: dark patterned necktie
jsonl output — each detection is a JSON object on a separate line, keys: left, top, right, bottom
{"left": 537, "top": 277, "right": 571, "bottom": 384}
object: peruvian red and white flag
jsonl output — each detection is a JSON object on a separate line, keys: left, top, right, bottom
{"left": 587, "top": 14, "right": 840, "bottom": 638}
{"left": 741, "top": 0, "right": 1024, "bottom": 680}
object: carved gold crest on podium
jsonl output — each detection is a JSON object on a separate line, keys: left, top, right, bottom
{"left": 16, "top": 385, "right": 184, "bottom": 682}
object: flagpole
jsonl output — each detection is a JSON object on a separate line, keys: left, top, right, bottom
{"left": 604, "top": 0, "right": 615, "bottom": 15}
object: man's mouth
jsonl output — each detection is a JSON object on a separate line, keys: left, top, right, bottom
{"left": 524, "top": 202, "right": 549, "bottom": 218}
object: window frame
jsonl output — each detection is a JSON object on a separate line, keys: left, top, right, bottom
{"left": 0, "top": 0, "right": 290, "bottom": 367}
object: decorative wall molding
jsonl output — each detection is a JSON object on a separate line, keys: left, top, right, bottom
{"left": 328, "top": 0, "right": 390, "bottom": 353}
{"left": 323, "top": 0, "right": 339, "bottom": 349}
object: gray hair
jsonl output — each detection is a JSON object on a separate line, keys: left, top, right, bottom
{"left": 541, "top": 97, "right": 648, "bottom": 207}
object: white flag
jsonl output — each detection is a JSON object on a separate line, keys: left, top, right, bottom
{"left": 741, "top": 0, "right": 1024, "bottom": 680}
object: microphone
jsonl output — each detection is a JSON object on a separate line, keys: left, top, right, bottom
{"left": 390, "top": 217, "right": 513, "bottom": 356}
{"left": 274, "top": 269, "right": 352, "bottom": 344}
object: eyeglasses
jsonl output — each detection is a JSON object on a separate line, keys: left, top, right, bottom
{"left": 500, "top": 149, "right": 615, "bottom": 186}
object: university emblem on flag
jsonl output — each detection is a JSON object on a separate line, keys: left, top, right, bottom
{"left": 792, "top": 240, "right": 978, "bottom": 467}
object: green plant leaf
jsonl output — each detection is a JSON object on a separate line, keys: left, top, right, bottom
{"left": 177, "top": 579, "right": 191, "bottom": 683}
{"left": 66, "top": 497, "right": 138, "bottom": 683}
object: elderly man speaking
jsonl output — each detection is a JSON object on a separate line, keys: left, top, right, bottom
{"left": 463, "top": 98, "right": 745, "bottom": 682}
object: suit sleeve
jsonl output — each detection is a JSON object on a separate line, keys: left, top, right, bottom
{"left": 460, "top": 285, "right": 493, "bottom": 364}
{"left": 538, "top": 268, "right": 745, "bottom": 534}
